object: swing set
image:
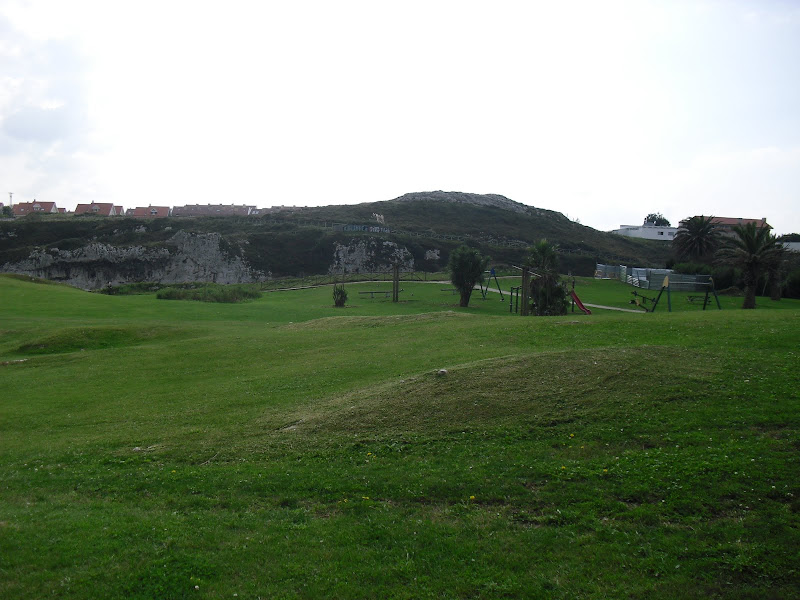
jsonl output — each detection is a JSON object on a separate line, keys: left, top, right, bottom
{"left": 630, "top": 275, "right": 721, "bottom": 312}
{"left": 477, "top": 268, "right": 505, "bottom": 301}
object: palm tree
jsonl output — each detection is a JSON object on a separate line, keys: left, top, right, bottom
{"left": 673, "top": 215, "right": 721, "bottom": 262}
{"left": 718, "top": 222, "right": 783, "bottom": 309}
{"left": 448, "top": 245, "right": 488, "bottom": 307}
{"left": 525, "top": 239, "right": 567, "bottom": 316}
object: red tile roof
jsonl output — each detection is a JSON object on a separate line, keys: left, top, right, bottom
{"left": 681, "top": 216, "right": 771, "bottom": 230}
{"left": 74, "top": 202, "right": 118, "bottom": 216}
{"left": 709, "top": 216, "right": 770, "bottom": 229}
{"left": 12, "top": 201, "right": 58, "bottom": 216}
{"left": 130, "top": 206, "right": 171, "bottom": 217}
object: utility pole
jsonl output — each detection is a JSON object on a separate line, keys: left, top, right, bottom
{"left": 8, "top": 192, "right": 12, "bottom": 207}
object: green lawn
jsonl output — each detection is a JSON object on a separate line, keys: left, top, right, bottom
{"left": 1, "top": 274, "right": 798, "bottom": 598}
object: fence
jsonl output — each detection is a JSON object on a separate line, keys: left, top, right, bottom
{"left": 259, "top": 270, "right": 441, "bottom": 291}
{"left": 596, "top": 264, "right": 713, "bottom": 292}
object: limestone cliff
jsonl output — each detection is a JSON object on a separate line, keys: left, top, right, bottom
{"left": 328, "top": 239, "right": 414, "bottom": 274}
{"left": 1, "top": 231, "right": 264, "bottom": 290}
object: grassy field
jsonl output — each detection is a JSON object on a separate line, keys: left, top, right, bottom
{"left": 1, "top": 274, "right": 798, "bottom": 599}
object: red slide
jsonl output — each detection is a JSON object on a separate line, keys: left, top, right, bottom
{"left": 570, "top": 290, "right": 592, "bottom": 315}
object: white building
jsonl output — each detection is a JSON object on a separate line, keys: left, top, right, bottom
{"left": 783, "top": 242, "right": 800, "bottom": 253}
{"left": 610, "top": 224, "right": 678, "bottom": 241}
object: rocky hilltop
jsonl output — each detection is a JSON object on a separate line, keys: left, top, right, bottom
{"left": 391, "top": 191, "right": 533, "bottom": 215}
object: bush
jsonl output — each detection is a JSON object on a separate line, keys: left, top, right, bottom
{"left": 156, "top": 284, "right": 261, "bottom": 303}
{"left": 784, "top": 269, "right": 800, "bottom": 299}
{"left": 333, "top": 283, "right": 347, "bottom": 307}
{"left": 671, "top": 262, "right": 712, "bottom": 275}
{"left": 98, "top": 282, "right": 163, "bottom": 295}
{"left": 710, "top": 265, "right": 739, "bottom": 291}
{"left": 672, "top": 262, "right": 741, "bottom": 291}
{"left": 526, "top": 239, "right": 568, "bottom": 316}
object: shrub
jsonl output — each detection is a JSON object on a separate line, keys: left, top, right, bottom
{"left": 784, "top": 269, "right": 800, "bottom": 299}
{"left": 526, "top": 239, "right": 568, "bottom": 316}
{"left": 98, "top": 282, "right": 163, "bottom": 295}
{"left": 156, "top": 284, "right": 261, "bottom": 303}
{"left": 333, "top": 283, "right": 347, "bottom": 307}
{"left": 710, "top": 265, "right": 739, "bottom": 291}
{"left": 671, "top": 262, "right": 711, "bottom": 275}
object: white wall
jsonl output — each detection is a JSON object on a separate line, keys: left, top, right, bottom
{"left": 610, "top": 225, "right": 678, "bottom": 241}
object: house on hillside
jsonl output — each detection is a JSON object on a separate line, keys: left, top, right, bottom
{"left": 128, "top": 206, "right": 171, "bottom": 218}
{"left": 74, "top": 202, "right": 121, "bottom": 216}
{"left": 679, "top": 216, "right": 771, "bottom": 236}
{"left": 12, "top": 201, "right": 59, "bottom": 216}
{"left": 172, "top": 204, "right": 256, "bottom": 217}
{"left": 610, "top": 223, "right": 677, "bottom": 241}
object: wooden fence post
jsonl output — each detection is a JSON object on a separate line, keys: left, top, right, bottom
{"left": 392, "top": 264, "right": 400, "bottom": 302}
{"left": 521, "top": 267, "right": 531, "bottom": 316}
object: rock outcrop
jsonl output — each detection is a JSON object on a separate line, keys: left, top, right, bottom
{"left": 1, "top": 231, "right": 263, "bottom": 290}
{"left": 391, "top": 191, "right": 533, "bottom": 215}
{"left": 329, "top": 239, "right": 414, "bottom": 274}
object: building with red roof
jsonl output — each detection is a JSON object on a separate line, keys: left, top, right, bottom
{"left": 128, "top": 206, "right": 171, "bottom": 218}
{"left": 12, "top": 201, "right": 59, "bottom": 216}
{"left": 679, "top": 216, "right": 771, "bottom": 236}
{"left": 74, "top": 202, "right": 120, "bottom": 216}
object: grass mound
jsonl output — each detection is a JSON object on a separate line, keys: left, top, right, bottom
{"left": 293, "top": 346, "right": 712, "bottom": 435}
{"left": 16, "top": 326, "right": 179, "bottom": 355}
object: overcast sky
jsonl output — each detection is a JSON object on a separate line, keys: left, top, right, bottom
{"left": 1, "top": 0, "right": 798, "bottom": 234}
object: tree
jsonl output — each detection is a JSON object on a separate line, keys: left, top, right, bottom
{"left": 717, "top": 222, "right": 784, "bottom": 309}
{"left": 673, "top": 215, "right": 721, "bottom": 262}
{"left": 525, "top": 239, "right": 568, "bottom": 316}
{"left": 644, "top": 212, "right": 671, "bottom": 227}
{"left": 448, "top": 245, "right": 488, "bottom": 308}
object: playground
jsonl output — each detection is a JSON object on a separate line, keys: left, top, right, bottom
{"left": 309, "top": 275, "right": 795, "bottom": 317}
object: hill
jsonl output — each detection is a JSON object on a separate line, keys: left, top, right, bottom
{"left": 0, "top": 191, "right": 671, "bottom": 288}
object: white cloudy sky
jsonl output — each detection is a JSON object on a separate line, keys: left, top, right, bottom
{"left": 1, "top": 0, "right": 798, "bottom": 234}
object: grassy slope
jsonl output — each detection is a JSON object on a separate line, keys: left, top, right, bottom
{"left": 1, "top": 275, "right": 798, "bottom": 599}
